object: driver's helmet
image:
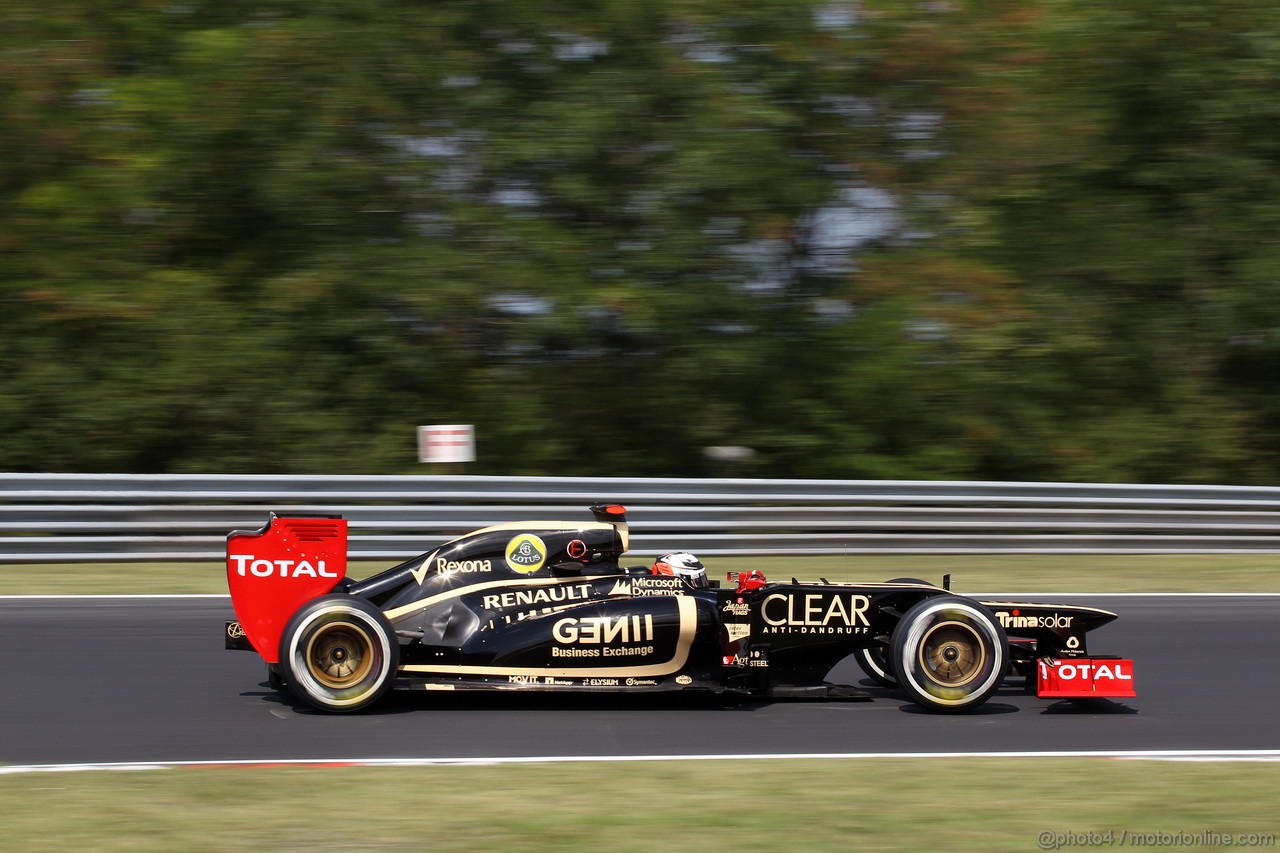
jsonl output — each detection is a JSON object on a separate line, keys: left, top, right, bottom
{"left": 652, "top": 552, "right": 709, "bottom": 588}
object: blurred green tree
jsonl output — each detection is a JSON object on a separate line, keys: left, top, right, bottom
{"left": 2, "top": 0, "right": 1279, "bottom": 482}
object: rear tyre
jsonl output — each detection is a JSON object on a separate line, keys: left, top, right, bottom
{"left": 278, "top": 595, "right": 399, "bottom": 713}
{"left": 852, "top": 578, "right": 933, "bottom": 687}
{"left": 889, "top": 595, "right": 1007, "bottom": 713}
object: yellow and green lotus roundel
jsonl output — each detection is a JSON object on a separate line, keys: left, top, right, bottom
{"left": 505, "top": 534, "right": 547, "bottom": 574}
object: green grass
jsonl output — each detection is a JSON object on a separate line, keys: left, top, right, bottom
{"left": 3, "top": 759, "right": 1276, "bottom": 851}
{"left": 2, "top": 554, "right": 1278, "bottom": 595}
{"left": 0, "top": 562, "right": 231, "bottom": 595}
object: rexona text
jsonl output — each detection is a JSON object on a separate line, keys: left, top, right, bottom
{"left": 437, "top": 557, "right": 492, "bottom": 573}
{"left": 230, "top": 555, "right": 338, "bottom": 578}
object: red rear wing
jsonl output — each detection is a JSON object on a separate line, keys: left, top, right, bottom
{"left": 226, "top": 515, "right": 348, "bottom": 663}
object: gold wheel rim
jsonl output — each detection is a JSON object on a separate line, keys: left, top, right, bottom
{"left": 305, "top": 620, "right": 376, "bottom": 689}
{"left": 918, "top": 621, "right": 985, "bottom": 687}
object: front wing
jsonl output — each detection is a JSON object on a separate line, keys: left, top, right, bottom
{"left": 1036, "top": 657, "right": 1136, "bottom": 698}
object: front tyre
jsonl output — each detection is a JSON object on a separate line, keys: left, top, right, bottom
{"left": 278, "top": 595, "right": 399, "bottom": 713}
{"left": 889, "top": 595, "right": 1007, "bottom": 713}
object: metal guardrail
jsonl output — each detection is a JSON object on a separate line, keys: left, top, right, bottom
{"left": 4, "top": 473, "right": 1280, "bottom": 561}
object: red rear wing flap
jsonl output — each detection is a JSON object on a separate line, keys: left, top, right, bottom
{"left": 1037, "top": 658, "right": 1136, "bottom": 699}
{"left": 226, "top": 514, "right": 348, "bottom": 663}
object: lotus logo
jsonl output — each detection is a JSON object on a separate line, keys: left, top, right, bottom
{"left": 505, "top": 534, "right": 547, "bottom": 574}
{"left": 226, "top": 622, "right": 246, "bottom": 639}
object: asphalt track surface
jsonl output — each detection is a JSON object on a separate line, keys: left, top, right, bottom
{"left": 2, "top": 595, "right": 1276, "bottom": 766}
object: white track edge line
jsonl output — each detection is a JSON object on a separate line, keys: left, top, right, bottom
{"left": 3, "top": 750, "right": 1280, "bottom": 775}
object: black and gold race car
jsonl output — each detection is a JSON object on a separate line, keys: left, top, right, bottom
{"left": 225, "top": 505, "right": 1134, "bottom": 713}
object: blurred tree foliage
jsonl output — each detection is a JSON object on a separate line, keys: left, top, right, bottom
{"left": 2, "top": 0, "right": 1279, "bottom": 481}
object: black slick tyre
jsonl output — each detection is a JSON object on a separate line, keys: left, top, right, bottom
{"left": 278, "top": 595, "right": 399, "bottom": 713}
{"left": 889, "top": 594, "right": 1007, "bottom": 713}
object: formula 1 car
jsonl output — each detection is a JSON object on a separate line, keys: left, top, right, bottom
{"left": 224, "top": 505, "right": 1135, "bottom": 713}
